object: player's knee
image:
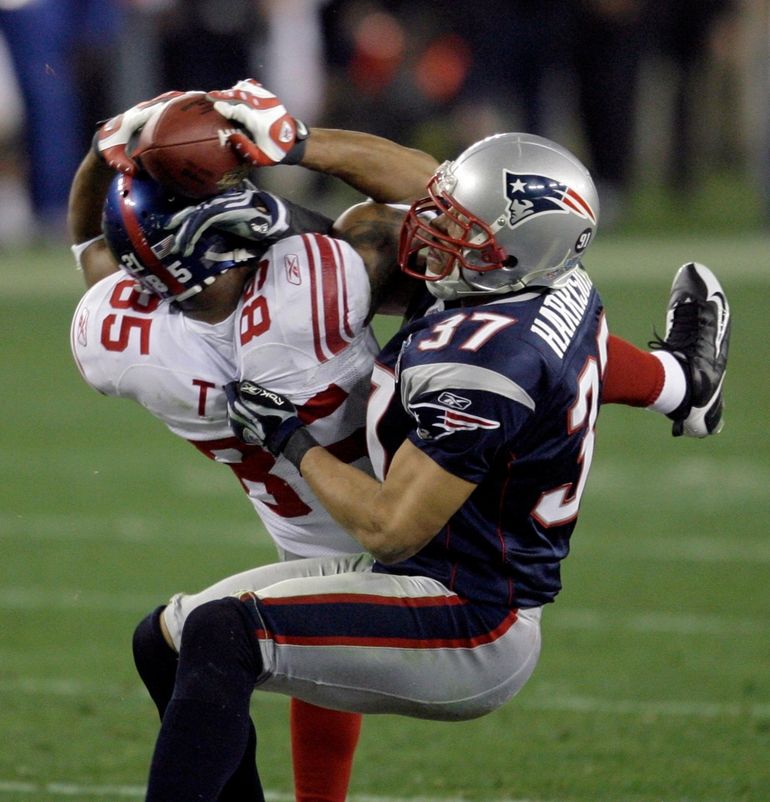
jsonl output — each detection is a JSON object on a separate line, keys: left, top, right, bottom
{"left": 132, "top": 605, "right": 179, "bottom": 718}
{"left": 174, "top": 598, "right": 263, "bottom": 703}
{"left": 133, "top": 606, "right": 175, "bottom": 670}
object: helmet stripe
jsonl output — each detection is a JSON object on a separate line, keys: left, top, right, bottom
{"left": 564, "top": 188, "right": 597, "bottom": 224}
{"left": 117, "top": 174, "right": 187, "bottom": 297}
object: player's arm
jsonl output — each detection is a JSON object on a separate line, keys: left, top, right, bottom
{"left": 67, "top": 150, "right": 119, "bottom": 287}
{"left": 302, "top": 439, "right": 474, "bottom": 563}
{"left": 211, "top": 80, "right": 438, "bottom": 203}
{"left": 331, "top": 201, "right": 414, "bottom": 318}
{"left": 299, "top": 128, "right": 438, "bottom": 203}
{"left": 224, "top": 381, "right": 475, "bottom": 563}
{"left": 70, "top": 92, "right": 194, "bottom": 287}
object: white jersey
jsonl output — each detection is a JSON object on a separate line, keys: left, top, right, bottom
{"left": 71, "top": 232, "right": 378, "bottom": 557}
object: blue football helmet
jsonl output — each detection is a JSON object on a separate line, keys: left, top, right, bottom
{"left": 102, "top": 172, "right": 260, "bottom": 302}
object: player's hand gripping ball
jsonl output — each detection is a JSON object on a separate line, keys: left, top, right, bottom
{"left": 94, "top": 90, "right": 186, "bottom": 173}
{"left": 132, "top": 93, "right": 251, "bottom": 199}
{"left": 208, "top": 79, "right": 308, "bottom": 167}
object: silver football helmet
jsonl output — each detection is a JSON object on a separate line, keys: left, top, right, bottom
{"left": 398, "top": 132, "right": 599, "bottom": 300}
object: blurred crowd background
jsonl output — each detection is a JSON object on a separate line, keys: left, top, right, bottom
{"left": 0, "top": 0, "right": 767, "bottom": 247}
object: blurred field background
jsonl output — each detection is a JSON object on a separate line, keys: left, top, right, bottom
{"left": 1, "top": 170, "right": 769, "bottom": 801}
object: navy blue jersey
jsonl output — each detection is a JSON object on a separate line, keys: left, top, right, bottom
{"left": 368, "top": 269, "right": 607, "bottom": 608}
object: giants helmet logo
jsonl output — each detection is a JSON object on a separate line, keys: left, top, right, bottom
{"left": 504, "top": 171, "right": 597, "bottom": 229}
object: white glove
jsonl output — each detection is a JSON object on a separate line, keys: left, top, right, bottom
{"left": 207, "top": 80, "right": 308, "bottom": 167}
{"left": 94, "top": 91, "right": 201, "bottom": 173}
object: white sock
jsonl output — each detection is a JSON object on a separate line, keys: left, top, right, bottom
{"left": 648, "top": 350, "right": 687, "bottom": 414}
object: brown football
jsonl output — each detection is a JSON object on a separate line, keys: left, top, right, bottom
{"left": 132, "top": 93, "right": 250, "bottom": 199}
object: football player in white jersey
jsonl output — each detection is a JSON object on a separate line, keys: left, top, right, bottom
{"left": 71, "top": 106, "right": 436, "bottom": 802}
{"left": 71, "top": 82, "right": 729, "bottom": 801}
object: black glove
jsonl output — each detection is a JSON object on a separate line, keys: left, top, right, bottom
{"left": 167, "top": 181, "right": 289, "bottom": 256}
{"left": 224, "top": 380, "right": 318, "bottom": 469}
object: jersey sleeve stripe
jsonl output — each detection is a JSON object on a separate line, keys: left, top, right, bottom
{"left": 302, "top": 234, "right": 350, "bottom": 361}
{"left": 400, "top": 362, "right": 536, "bottom": 411}
{"left": 329, "top": 236, "right": 354, "bottom": 338}
{"left": 118, "top": 174, "right": 187, "bottom": 297}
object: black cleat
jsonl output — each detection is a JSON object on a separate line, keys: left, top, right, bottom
{"left": 650, "top": 263, "right": 731, "bottom": 437}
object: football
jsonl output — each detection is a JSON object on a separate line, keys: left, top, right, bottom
{"left": 132, "top": 93, "right": 250, "bottom": 199}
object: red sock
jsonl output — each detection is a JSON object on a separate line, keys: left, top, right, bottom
{"left": 603, "top": 335, "right": 665, "bottom": 407}
{"left": 291, "top": 698, "right": 363, "bottom": 802}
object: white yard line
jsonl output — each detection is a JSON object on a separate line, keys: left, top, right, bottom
{"left": 0, "top": 781, "right": 544, "bottom": 802}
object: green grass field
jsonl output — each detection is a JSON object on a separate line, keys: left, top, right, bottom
{"left": 1, "top": 228, "right": 769, "bottom": 802}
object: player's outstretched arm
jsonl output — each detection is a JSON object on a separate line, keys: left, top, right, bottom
{"left": 212, "top": 79, "right": 438, "bottom": 203}
{"left": 67, "top": 150, "right": 119, "bottom": 288}
{"left": 299, "top": 128, "right": 438, "bottom": 203}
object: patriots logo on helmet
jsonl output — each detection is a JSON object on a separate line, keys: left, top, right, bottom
{"left": 504, "top": 171, "right": 597, "bottom": 229}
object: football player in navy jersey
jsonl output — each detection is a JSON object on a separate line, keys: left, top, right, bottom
{"left": 121, "top": 94, "right": 730, "bottom": 800}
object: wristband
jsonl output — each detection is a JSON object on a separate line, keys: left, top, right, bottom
{"left": 282, "top": 427, "right": 320, "bottom": 471}
{"left": 282, "top": 137, "right": 308, "bottom": 166}
{"left": 71, "top": 234, "right": 106, "bottom": 271}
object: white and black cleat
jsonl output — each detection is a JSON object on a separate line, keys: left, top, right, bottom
{"left": 651, "top": 262, "right": 731, "bottom": 437}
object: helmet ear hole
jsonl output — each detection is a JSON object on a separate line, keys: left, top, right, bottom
{"left": 502, "top": 255, "right": 518, "bottom": 268}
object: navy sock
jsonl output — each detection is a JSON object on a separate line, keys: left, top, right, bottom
{"left": 144, "top": 597, "right": 265, "bottom": 802}
{"left": 133, "top": 606, "right": 177, "bottom": 719}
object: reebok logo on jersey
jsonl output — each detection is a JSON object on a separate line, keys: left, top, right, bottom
{"left": 285, "top": 254, "right": 301, "bottom": 285}
{"left": 411, "top": 402, "right": 500, "bottom": 440}
{"left": 437, "top": 391, "right": 472, "bottom": 410}
{"left": 76, "top": 309, "right": 89, "bottom": 346}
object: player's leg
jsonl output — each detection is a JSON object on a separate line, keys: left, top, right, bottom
{"left": 291, "top": 698, "right": 362, "bottom": 802}
{"left": 133, "top": 605, "right": 178, "bottom": 718}
{"left": 145, "top": 596, "right": 265, "bottom": 802}
{"left": 603, "top": 334, "right": 689, "bottom": 413}
{"left": 143, "top": 556, "right": 378, "bottom": 801}
{"left": 232, "top": 569, "right": 541, "bottom": 720}
{"left": 146, "top": 556, "right": 540, "bottom": 798}
{"left": 133, "top": 603, "right": 264, "bottom": 802}
{"left": 277, "top": 548, "right": 363, "bottom": 802}
{"left": 146, "top": 555, "right": 527, "bottom": 798}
